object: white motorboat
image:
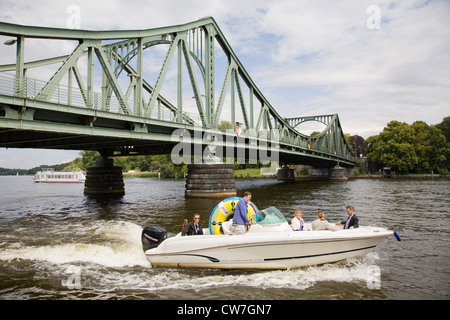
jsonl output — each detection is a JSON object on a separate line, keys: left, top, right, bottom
{"left": 142, "top": 204, "right": 396, "bottom": 270}
{"left": 34, "top": 168, "right": 86, "bottom": 183}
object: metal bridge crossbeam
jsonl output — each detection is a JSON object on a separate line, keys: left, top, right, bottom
{"left": 0, "top": 17, "right": 356, "bottom": 167}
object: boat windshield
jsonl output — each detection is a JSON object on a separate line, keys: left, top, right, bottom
{"left": 250, "top": 206, "right": 288, "bottom": 225}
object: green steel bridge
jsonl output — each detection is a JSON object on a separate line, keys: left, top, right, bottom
{"left": 0, "top": 17, "right": 356, "bottom": 169}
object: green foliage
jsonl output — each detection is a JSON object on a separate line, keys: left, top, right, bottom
{"left": 79, "top": 151, "right": 101, "bottom": 169}
{"left": 435, "top": 117, "right": 450, "bottom": 172}
{"left": 367, "top": 118, "right": 450, "bottom": 174}
{"left": 114, "top": 154, "right": 187, "bottom": 178}
{"left": 366, "top": 121, "right": 418, "bottom": 174}
{"left": 62, "top": 157, "right": 83, "bottom": 171}
{"left": 218, "top": 120, "right": 233, "bottom": 131}
{"left": 0, "top": 161, "right": 75, "bottom": 175}
{"left": 435, "top": 116, "right": 450, "bottom": 142}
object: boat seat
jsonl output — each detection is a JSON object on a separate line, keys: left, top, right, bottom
{"left": 222, "top": 220, "right": 233, "bottom": 235}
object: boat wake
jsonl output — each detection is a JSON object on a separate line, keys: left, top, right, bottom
{"left": 128, "top": 259, "right": 377, "bottom": 292}
{"left": 0, "top": 219, "right": 383, "bottom": 298}
{"left": 0, "top": 220, "right": 150, "bottom": 268}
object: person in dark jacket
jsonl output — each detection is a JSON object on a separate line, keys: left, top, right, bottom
{"left": 335, "top": 205, "right": 359, "bottom": 229}
{"left": 182, "top": 214, "right": 204, "bottom": 236}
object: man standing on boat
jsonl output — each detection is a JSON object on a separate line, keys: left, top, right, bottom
{"left": 231, "top": 191, "right": 252, "bottom": 235}
{"left": 335, "top": 205, "right": 359, "bottom": 229}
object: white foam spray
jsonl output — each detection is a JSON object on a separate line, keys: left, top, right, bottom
{"left": 0, "top": 220, "right": 150, "bottom": 268}
{"left": 0, "top": 220, "right": 380, "bottom": 294}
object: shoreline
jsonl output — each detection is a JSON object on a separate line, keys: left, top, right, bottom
{"left": 3, "top": 173, "right": 449, "bottom": 180}
{"left": 348, "top": 174, "right": 450, "bottom": 179}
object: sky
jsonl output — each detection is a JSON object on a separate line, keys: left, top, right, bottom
{"left": 0, "top": 0, "right": 449, "bottom": 169}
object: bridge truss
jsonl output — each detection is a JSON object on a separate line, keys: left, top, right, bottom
{"left": 0, "top": 17, "right": 355, "bottom": 167}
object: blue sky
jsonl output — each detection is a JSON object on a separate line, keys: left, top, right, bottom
{"left": 0, "top": 0, "right": 449, "bottom": 169}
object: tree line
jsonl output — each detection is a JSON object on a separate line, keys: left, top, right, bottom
{"left": 0, "top": 152, "right": 188, "bottom": 178}
{"left": 365, "top": 117, "right": 450, "bottom": 174}
{"left": 0, "top": 162, "right": 72, "bottom": 176}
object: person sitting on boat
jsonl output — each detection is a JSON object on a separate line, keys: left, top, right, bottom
{"left": 231, "top": 191, "right": 252, "bottom": 235}
{"left": 312, "top": 210, "right": 340, "bottom": 231}
{"left": 335, "top": 205, "right": 359, "bottom": 229}
{"left": 182, "top": 214, "right": 204, "bottom": 236}
{"left": 291, "top": 209, "right": 305, "bottom": 231}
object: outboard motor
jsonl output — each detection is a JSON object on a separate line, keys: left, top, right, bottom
{"left": 141, "top": 225, "right": 167, "bottom": 252}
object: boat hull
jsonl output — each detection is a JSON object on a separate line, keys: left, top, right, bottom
{"left": 145, "top": 227, "right": 393, "bottom": 269}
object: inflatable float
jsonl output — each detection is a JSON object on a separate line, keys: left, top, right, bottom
{"left": 209, "top": 196, "right": 259, "bottom": 235}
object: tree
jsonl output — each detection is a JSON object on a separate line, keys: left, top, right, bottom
{"left": 367, "top": 119, "right": 450, "bottom": 174}
{"left": 218, "top": 120, "right": 233, "bottom": 131}
{"left": 80, "top": 151, "right": 101, "bottom": 169}
{"left": 436, "top": 116, "right": 450, "bottom": 173}
{"left": 412, "top": 121, "right": 433, "bottom": 173}
{"left": 366, "top": 121, "right": 418, "bottom": 174}
{"left": 62, "top": 157, "right": 83, "bottom": 171}
{"left": 435, "top": 116, "right": 450, "bottom": 142}
{"left": 410, "top": 121, "right": 448, "bottom": 173}
{"left": 149, "top": 154, "right": 186, "bottom": 178}
{"left": 428, "top": 126, "right": 449, "bottom": 174}
{"left": 350, "top": 135, "right": 365, "bottom": 157}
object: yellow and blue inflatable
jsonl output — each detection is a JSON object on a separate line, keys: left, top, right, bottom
{"left": 209, "top": 197, "right": 259, "bottom": 235}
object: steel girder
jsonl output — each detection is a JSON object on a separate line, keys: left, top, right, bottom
{"left": 0, "top": 17, "right": 356, "bottom": 166}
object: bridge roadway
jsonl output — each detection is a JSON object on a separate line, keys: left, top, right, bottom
{"left": 0, "top": 93, "right": 353, "bottom": 168}
{"left": 0, "top": 17, "right": 355, "bottom": 196}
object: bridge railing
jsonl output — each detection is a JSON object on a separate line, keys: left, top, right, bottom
{"left": 0, "top": 71, "right": 201, "bottom": 124}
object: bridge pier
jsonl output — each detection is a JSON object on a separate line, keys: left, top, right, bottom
{"left": 310, "top": 165, "right": 349, "bottom": 181}
{"left": 328, "top": 165, "right": 348, "bottom": 180}
{"left": 277, "top": 166, "right": 295, "bottom": 181}
{"left": 185, "top": 163, "right": 236, "bottom": 198}
{"left": 84, "top": 157, "right": 125, "bottom": 198}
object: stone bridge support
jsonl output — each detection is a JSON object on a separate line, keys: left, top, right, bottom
{"left": 310, "top": 165, "right": 350, "bottom": 181}
{"left": 84, "top": 157, "right": 125, "bottom": 198}
{"left": 185, "top": 163, "right": 236, "bottom": 198}
{"left": 277, "top": 166, "right": 295, "bottom": 181}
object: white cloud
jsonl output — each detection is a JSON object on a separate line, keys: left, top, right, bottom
{"left": 243, "top": 0, "right": 450, "bottom": 136}
{"left": 0, "top": 0, "right": 449, "bottom": 168}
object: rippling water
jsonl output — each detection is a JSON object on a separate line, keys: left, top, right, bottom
{"left": 0, "top": 176, "right": 449, "bottom": 300}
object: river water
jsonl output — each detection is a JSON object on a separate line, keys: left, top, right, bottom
{"left": 0, "top": 176, "right": 449, "bottom": 300}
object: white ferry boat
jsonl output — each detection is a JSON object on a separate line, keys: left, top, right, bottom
{"left": 34, "top": 168, "right": 86, "bottom": 183}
